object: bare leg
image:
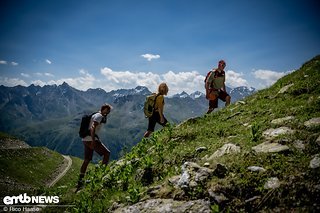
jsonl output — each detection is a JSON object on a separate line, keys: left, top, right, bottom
{"left": 225, "top": 96, "right": 231, "bottom": 106}
{"left": 80, "top": 159, "right": 90, "bottom": 174}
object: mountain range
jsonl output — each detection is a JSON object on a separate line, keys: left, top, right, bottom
{"left": 0, "top": 83, "right": 255, "bottom": 160}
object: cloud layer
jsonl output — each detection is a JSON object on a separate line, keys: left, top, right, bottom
{"left": 252, "top": 69, "right": 292, "bottom": 88}
{"left": 0, "top": 67, "right": 291, "bottom": 95}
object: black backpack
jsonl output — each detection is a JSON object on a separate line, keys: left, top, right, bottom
{"left": 79, "top": 112, "right": 96, "bottom": 138}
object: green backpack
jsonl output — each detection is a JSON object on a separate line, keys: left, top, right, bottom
{"left": 144, "top": 93, "right": 160, "bottom": 118}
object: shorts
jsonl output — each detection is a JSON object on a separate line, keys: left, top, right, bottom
{"left": 209, "top": 90, "right": 230, "bottom": 109}
{"left": 147, "top": 111, "right": 167, "bottom": 132}
{"left": 83, "top": 139, "right": 110, "bottom": 161}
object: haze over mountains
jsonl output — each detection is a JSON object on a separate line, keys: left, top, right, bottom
{"left": 0, "top": 83, "right": 255, "bottom": 160}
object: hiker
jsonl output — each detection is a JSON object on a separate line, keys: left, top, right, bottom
{"left": 205, "top": 60, "right": 231, "bottom": 114}
{"left": 77, "top": 104, "right": 112, "bottom": 190}
{"left": 144, "top": 83, "right": 169, "bottom": 137}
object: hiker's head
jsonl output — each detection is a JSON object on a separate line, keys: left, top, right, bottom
{"left": 158, "top": 83, "right": 169, "bottom": 95}
{"left": 218, "top": 60, "right": 226, "bottom": 69}
{"left": 101, "top": 104, "right": 112, "bottom": 116}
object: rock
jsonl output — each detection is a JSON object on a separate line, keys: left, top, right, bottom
{"left": 177, "top": 162, "right": 214, "bottom": 189}
{"left": 278, "top": 83, "right": 294, "bottom": 94}
{"left": 316, "top": 135, "right": 320, "bottom": 146}
{"left": 196, "top": 146, "right": 207, "bottom": 153}
{"left": 264, "top": 177, "right": 280, "bottom": 189}
{"left": 168, "top": 176, "right": 180, "bottom": 186}
{"left": 245, "top": 196, "right": 261, "bottom": 203}
{"left": 236, "top": 101, "right": 246, "bottom": 105}
{"left": 271, "top": 116, "right": 295, "bottom": 124}
{"left": 293, "top": 140, "right": 305, "bottom": 150}
{"left": 208, "top": 189, "right": 228, "bottom": 204}
{"left": 213, "top": 163, "right": 228, "bottom": 178}
{"left": 310, "top": 155, "right": 320, "bottom": 169}
{"left": 177, "top": 170, "right": 190, "bottom": 189}
{"left": 207, "top": 143, "right": 241, "bottom": 161}
{"left": 304, "top": 117, "right": 320, "bottom": 128}
{"left": 262, "top": 127, "right": 295, "bottom": 139}
{"left": 203, "top": 162, "right": 210, "bottom": 167}
{"left": 113, "top": 198, "right": 211, "bottom": 213}
{"left": 252, "top": 142, "right": 289, "bottom": 153}
{"left": 147, "top": 185, "right": 162, "bottom": 197}
{"left": 247, "top": 166, "right": 266, "bottom": 172}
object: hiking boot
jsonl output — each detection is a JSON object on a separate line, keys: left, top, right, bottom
{"left": 75, "top": 179, "right": 84, "bottom": 192}
{"left": 206, "top": 108, "right": 214, "bottom": 114}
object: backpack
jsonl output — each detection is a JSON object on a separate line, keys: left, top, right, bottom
{"left": 204, "top": 70, "right": 213, "bottom": 89}
{"left": 143, "top": 93, "right": 160, "bottom": 118}
{"left": 79, "top": 112, "right": 96, "bottom": 138}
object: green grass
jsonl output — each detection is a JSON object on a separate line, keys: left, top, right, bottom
{"left": 53, "top": 55, "right": 320, "bottom": 212}
{"left": 0, "top": 147, "right": 64, "bottom": 196}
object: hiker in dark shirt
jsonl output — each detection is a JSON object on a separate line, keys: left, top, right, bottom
{"left": 76, "top": 104, "right": 112, "bottom": 191}
{"left": 205, "top": 60, "right": 231, "bottom": 114}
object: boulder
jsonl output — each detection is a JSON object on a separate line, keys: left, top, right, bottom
{"left": 208, "top": 189, "right": 228, "bottom": 204}
{"left": 310, "top": 155, "right": 320, "bottom": 169}
{"left": 264, "top": 177, "right": 280, "bottom": 189}
{"left": 304, "top": 117, "right": 320, "bottom": 128}
{"left": 293, "top": 140, "right": 305, "bottom": 151}
{"left": 316, "top": 135, "right": 320, "bottom": 146}
{"left": 247, "top": 166, "right": 266, "bottom": 172}
{"left": 177, "top": 162, "right": 214, "bottom": 189}
{"left": 196, "top": 146, "right": 207, "bottom": 153}
{"left": 278, "top": 83, "right": 294, "bottom": 94}
{"left": 271, "top": 116, "right": 295, "bottom": 124}
{"left": 252, "top": 142, "right": 289, "bottom": 153}
{"left": 207, "top": 143, "right": 241, "bottom": 161}
{"left": 113, "top": 198, "right": 211, "bottom": 213}
{"left": 262, "top": 127, "right": 295, "bottom": 139}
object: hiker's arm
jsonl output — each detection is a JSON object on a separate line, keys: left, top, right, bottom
{"left": 90, "top": 121, "right": 99, "bottom": 147}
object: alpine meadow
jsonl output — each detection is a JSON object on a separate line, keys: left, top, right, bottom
{"left": 35, "top": 55, "right": 320, "bottom": 212}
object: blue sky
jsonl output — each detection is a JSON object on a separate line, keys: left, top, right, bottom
{"left": 0, "top": 0, "right": 319, "bottom": 94}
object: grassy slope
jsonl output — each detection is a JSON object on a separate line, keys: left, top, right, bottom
{"left": 0, "top": 147, "right": 63, "bottom": 197}
{"left": 0, "top": 133, "right": 85, "bottom": 202}
{"left": 64, "top": 56, "right": 320, "bottom": 212}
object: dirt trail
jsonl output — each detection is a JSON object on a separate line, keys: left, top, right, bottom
{"left": 47, "top": 155, "right": 72, "bottom": 187}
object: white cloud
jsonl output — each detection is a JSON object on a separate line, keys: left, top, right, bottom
{"left": 252, "top": 69, "right": 292, "bottom": 89}
{"left": 0, "top": 60, "right": 7, "bottom": 65}
{"left": 21, "top": 73, "right": 30, "bottom": 78}
{"left": 98, "top": 68, "right": 246, "bottom": 94}
{"left": 141, "top": 53, "right": 160, "bottom": 61}
{"left": 0, "top": 77, "right": 27, "bottom": 87}
{"left": 11, "top": 62, "right": 18, "bottom": 66}
{"left": 44, "top": 69, "right": 96, "bottom": 91}
{"left": 46, "top": 59, "right": 52, "bottom": 64}
{"left": 31, "top": 80, "right": 47, "bottom": 86}
{"left": 34, "top": 72, "right": 54, "bottom": 77}
{"left": 44, "top": 72, "right": 54, "bottom": 77}
{"left": 100, "top": 67, "right": 161, "bottom": 92}
{"left": 162, "top": 71, "right": 204, "bottom": 95}
{"left": 226, "top": 70, "right": 249, "bottom": 88}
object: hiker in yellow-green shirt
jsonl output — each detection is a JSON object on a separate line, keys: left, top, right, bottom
{"left": 205, "top": 60, "right": 231, "bottom": 114}
{"left": 144, "top": 83, "right": 169, "bottom": 137}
